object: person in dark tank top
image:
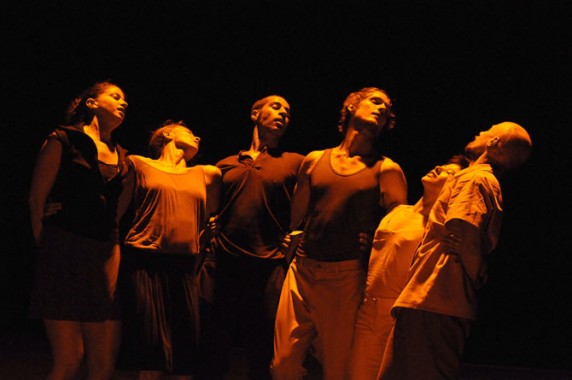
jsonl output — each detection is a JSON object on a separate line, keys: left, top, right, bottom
{"left": 271, "top": 87, "right": 408, "bottom": 380}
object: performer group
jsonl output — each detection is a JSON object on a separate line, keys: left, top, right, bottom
{"left": 28, "top": 81, "right": 532, "bottom": 380}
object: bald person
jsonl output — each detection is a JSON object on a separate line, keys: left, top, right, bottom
{"left": 378, "top": 122, "right": 532, "bottom": 380}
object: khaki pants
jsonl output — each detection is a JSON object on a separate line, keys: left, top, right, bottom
{"left": 348, "top": 296, "right": 396, "bottom": 379}
{"left": 271, "top": 256, "right": 365, "bottom": 380}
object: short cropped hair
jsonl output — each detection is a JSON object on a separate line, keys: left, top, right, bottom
{"left": 447, "top": 154, "right": 470, "bottom": 169}
{"left": 149, "top": 119, "right": 187, "bottom": 158}
{"left": 251, "top": 95, "right": 287, "bottom": 114}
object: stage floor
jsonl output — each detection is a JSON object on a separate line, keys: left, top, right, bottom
{"left": 1, "top": 330, "right": 571, "bottom": 380}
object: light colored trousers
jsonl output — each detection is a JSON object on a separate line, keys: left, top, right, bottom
{"left": 348, "top": 296, "right": 396, "bottom": 379}
{"left": 271, "top": 255, "right": 365, "bottom": 380}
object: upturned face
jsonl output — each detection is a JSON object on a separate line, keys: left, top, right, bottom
{"left": 253, "top": 96, "right": 291, "bottom": 137}
{"left": 171, "top": 126, "right": 200, "bottom": 148}
{"left": 421, "top": 163, "right": 462, "bottom": 196}
{"left": 168, "top": 125, "right": 200, "bottom": 160}
{"left": 464, "top": 123, "right": 512, "bottom": 160}
{"left": 351, "top": 90, "right": 391, "bottom": 132}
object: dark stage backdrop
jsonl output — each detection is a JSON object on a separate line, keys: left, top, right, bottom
{"left": 2, "top": 0, "right": 570, "bottom": 371}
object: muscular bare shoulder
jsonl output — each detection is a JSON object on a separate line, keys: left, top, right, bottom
{"left": 379, "top": 156, "right": 403, "bottom": 174}
{"left": 202, "top": 165, "right": 222, "bottom": 184}
{"left": 378, "top": 156, "right": 408, "bottom": 212}
{"left": 300, "top": 149, "right": 326, "bottom": 174}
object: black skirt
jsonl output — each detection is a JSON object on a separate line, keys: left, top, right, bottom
{"left": 29, "top": 225, "right": 121, "bottom": 322}
{"left": 117, "top": 247, "right": 200, "bottom": 375}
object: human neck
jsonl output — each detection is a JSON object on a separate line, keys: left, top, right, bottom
{"left": 83, "top": 120, "right": 114, "bottom": 144}
{"left": 249, "top": 126, "right": 279, "bottom": 154}
{"left": 156, "top": 144, "right": 188, "bottom": 169}
{"left": 413, "top": 197, "right": 432, "bottom": 225}
{"left": 472, "top": 153, "right": 504, "bottom": 176}
{"left": 338, "top": 130, "right": 377, "bottom": 158}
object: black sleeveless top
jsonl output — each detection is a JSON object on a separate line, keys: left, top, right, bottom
{"left": 43, "top": 126, "right": 128, "bottom": 242}
{"left": 299, "top": 149, "right": 384, "bottom": 261}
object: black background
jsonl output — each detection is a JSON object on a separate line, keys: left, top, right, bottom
{"left": 2, "top": 0, "right": 570, "bottom": 371}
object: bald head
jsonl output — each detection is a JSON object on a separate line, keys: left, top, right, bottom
{"left": 466, "top": 121, "right": 532, "bottom": 171}
{"left": 490, "top": 122, "right": 532, "bottom": 169}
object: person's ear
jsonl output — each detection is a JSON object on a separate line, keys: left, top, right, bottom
{"left": 86, "top": 98, "right": 98, "bottom": 109}
{"left": 162, "top": 130, "right": 173, "bottom": 140}
{"left": 251, "top": 109, "right": 260, "bottom": 123}
{"left": 347, "top": 104, "right": 355, "bottom": 113}
{"left": 487, "top": 136, "right": 500, "bottom": 147}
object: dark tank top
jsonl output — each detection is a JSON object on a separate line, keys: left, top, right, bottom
{"left": 299, "top": 149, "right": 384, "bottom": 261}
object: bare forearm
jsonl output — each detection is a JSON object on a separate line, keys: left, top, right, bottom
{"left": 29, "top": 200, "right": 44, "bottom": 245}
{"left": 28, "top": 137, "right": 62, "bottom": 244}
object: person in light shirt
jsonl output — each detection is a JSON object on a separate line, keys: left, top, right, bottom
{"left": 349, "top": 154, "right": 469, "bottom": 379}
{"left": 378, "top": 122, "right": 532, "bottom": 380}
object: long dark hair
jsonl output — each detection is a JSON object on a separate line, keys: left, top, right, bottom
{"left": 64, "top": 80, "right": 122, "bottom": 125}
